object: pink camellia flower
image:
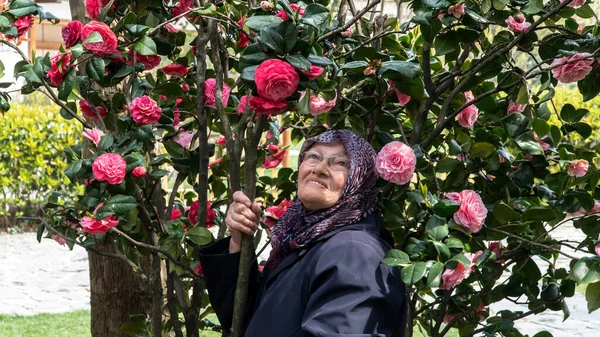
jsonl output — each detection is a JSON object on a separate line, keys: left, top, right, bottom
{"left": 456, "top": 153, "right": 465, "bottom": 162}
{"left": 47, "top": 53, "right": 72, "bottom": 87}
{"left": 83, "top": 127, "right": 105, "bottom": 147}
{"left": 209, "top": 157, "right": 223, "bottom": 169}
{"left": 276, "top": 3, "right": 305, "bottom": 21}
{"left": 301, "top": 65, "right": 324, "bottom": 79}
{"left": 182, "top": 83, "right": 190, "bottom": 91}
{"left": 168, "top": 208, "right": 183, "bottom": 221}
{"left": 262, "top": 149, "right": 286, "bottom": 169}
{"left": 175, "top": 131, "right": 194, "bottom": 148}
{"left": 266, "top": 130, "right": 274, "bottom": 139}
{"left": 51, "top": 234, "right": 67, "bottom": 246}
{"left": 216, "top": 136, "right": 226, "bottom": 146}
{"left": 341, "top": 27, "right": 353, "bottom": 37}
{"left": 6, "top": 15, "right": 33, "bottom": 39}
{"left": 506, "top": 14, "right": 531, "bottom": 33}
{"left": 375, "top": 141, "right": 416, "bottom": 185}
{"left": 550, "top": 53, "right": 593, "bottom": 83}
{"left": 309, "top": 94, "right": 337, "bottom": 116}
{"left": 567, "top": 159, "right": 589, "bottom": 177}
{"left": 388, "top": 80, "right": 411, "bottom": 105}
{"left": 260, "top": 1, "right": 274, "bottom": 11}
{"left": 507, "top": 100, "right": 526, "bottom": 114}
{"left": 440, "top": 251, "right": 482, "bottom": 289}
{"left": 131, "top": 166, "right": 146, "bottom": 178}
{"left": 61, "top": 21, "right": 83, "bottom": 48}
{"left": 80, "top": 203, "right": 120, "bottom": 235}
{"left": 445, "top": 190, "right": 487, "bottom": 233}
{"left": 81, "top": 21, "right": 118, "bottom": 56}
{"left": 264, "top": 199, "right": 292, "bottom": 230}
{"left": 129, "top": 51, "right": 162, "bottom": 70}
{"left": 173, "top": 112, "right": 181, "bottom": 130}
{"left": 188, "top": 201, "right": 216, "bottom": 228}
{"left": 533, "top": 132, "right": 550, "bottom": 151}
{"left": 254, "top": 59, "right": 300, "bottom": 101}
{"left": 448, "top": 3, "right": 465, "bottom": 18}
{"left": 85, "top": 0, "right": 114, "bottom": 20}
{"left": 490, "top": 241, "right": 504, "bottom": 263}
{"left": 161, "top": 64, "right": 189, "bottom": 76}
{"left": 249, "top": 96, "right": 288, "bottom": 115}
{"left": 204, "top": 78, "right": 231, "bottom": 108}
{"left": 576, "top": 201, "right": 600, "bottom": 215}
{"left": 595, "top": 243, "right": 600, "bottom": 257}
{"left": 267, "top": 143, "right": 279, "bottom": 153}
{"left": 237, "top": 16, "right": 250, "bottom": 48}
{"left": 129, "top": 96, "right": 162, "bottom": 125}
{"left": 237, "top": 95, "right": 250, "bottom": 114}
{"left": 561, "top": 0, "right": 586, "bottom": 8}
{"left": 80, "top": 100, "right": 108, "bottom": 120}
{"left": 457, "top": 91, "right": 478, "bottom": 128}
{"left": 92, "top": 153, "right": 127, "bottom": 185}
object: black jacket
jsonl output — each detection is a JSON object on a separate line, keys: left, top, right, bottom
{"left": 198, "top": 213, "right": 407, "bottom": 337}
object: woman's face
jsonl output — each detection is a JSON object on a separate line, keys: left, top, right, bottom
{"left": 297, "top": 140, "right": 349, "bottom": 211}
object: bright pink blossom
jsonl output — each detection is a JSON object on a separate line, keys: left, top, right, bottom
{"left": 173, "top": 112, "right": 181, "bottom": 130}
{"left": 209, "top": 157, "right": 223, "bottom": 169}
{"left": 341, "top": 27, "right": 353, "bottom": 37}
{"left": 80, "top": 100, "right": 108, "bottom": 120}
{"left": 506, "top": 14, "right": 531, "bottom": 33}
{"left": 80, "top": 203, "right": 119, "bottom": 234}
{"left": 237, "top": 95, "right": 250, "bottom": 114}
{"left": 62, "top": 20, "right": 83, "bottom": 48}
{"left": 130, "top": 96, "right": 162, "bottom": 125}
{"left": 440, "top": 251, "right": 482, "bottom": 289}
{"left": 551, "top": 53, "right": 593, "bottom": 83}
{"left": 129, "top": 51, "right": 162, "bottom": 70}
{"left": 567, "top": 159, "right": 589, "bottom": 177}
{"left": 83, "top": 127, "right": 105, "bottom": 147}
{"left": 161, "top": 64, "right": 189, "bottom": 76}
{"left": 255, "top": 59, "right": 299, "bottom": 101}
{"left": 92, "top": 153, "right": 127, "bottom": 185}
{"left": 388, "top": 80, "right": 411, "bottom": 105}
{"left": 301, "top": 65, "right": 324, "bottom": 79}
{"left": 175, "top": 131, "right": 194, "bottom": 148}
{"left": 507, "top": 100, "right": 526, "bottom": 114}
{"left": 490, "top": 241, "right": 504, "bottom": 263}
{"left": 85, "top": 0, "right": 113, "bottom": 20}
{"left": 262, "top": 150, "right": 286, "bottom": 169}
{"left": 47, "top": 53, "right": 72, "bottom": 87}
{"left": 169, "top": 208, "right": 183, "bottom": 221}
{"left": 204, "top": 78, "right": 231, "bottom": 108}
{"left": 445, "top": 190, "right": 487, "bottom": 233}
{"left": 81, "top": 21, "right": 118, "bottom": 56}
{"left": 51, "top": 234, "right": 67, "bottom": 246}
{"left": 533, "top": 132, "right": 550, "bottom": 151}
{"left": 457, "top": 91, "right": 478, "bottom": 128}
{"left": 448, "top": 3, "right": 465, "bottom": 18}
{"left": 264, "top": 199, "right": 292, "bottom": 230}
{"left": 375, "top": 141, "right": 416, "bottom": 185}
{"left": 595, "top": 243, "right": 600, "bottom": 257}
{"left": 562, "top": 0, "right": 586, "bottom": 8}
{"left": 577, "top": 201, "right": 600, "bottom": 215}
{"left": 216, "top": 136, "right": 226, "bottom": 146}
{"left": 237, "top": 16, "right": 250, "bottom": 48}
{"left": 6, "top": 15, "right": 33, "bottom": 39}
{"left": 132, "top": 166, "right": 146, "bottom": 178}
{"left": 249, "top": 96, "right": 288, "bottom": 115}
{"left": 275, "top": 3, "right": 305, "bottom": 21}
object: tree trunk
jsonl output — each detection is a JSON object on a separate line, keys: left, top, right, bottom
{"left": 89, "top": 244, "right": 153, "bottom": 337}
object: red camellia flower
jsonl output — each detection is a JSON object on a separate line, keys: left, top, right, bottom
{"left": 92, "top": 153, "right": 127, "bottom": 185}
{"left": 275, "top": 3, "right": 305, "bottom": 21}
{"left": 131, "top": 166, "right": 146, "bottom": 178}
{"left": 301, "top": 65, "right": 324, "bottom": 79}
{"left": 161, "top": 64, "right": 189, "bottom": 76}
{"left": 129, "top": 95, "right": 162, "bottom": 125}
{"left": 216, "top": 136, "right": 226, "bottom": 146}
{"left": 263, "top": 199, "right": 292, "bottom": 230}
{"left": 188, "top": 201, "right": 216, "bottom": 228}
{"left": 204, "top": 78, "right": 231, "bottom": 108}
{"left": 237, "top": 95, "right": 250, "bottom": 114}
{"left": 254, "top": 59, "right": 299, "bottom": 101}
{"left": 261, "top": 149, "right": 286, "bottom": 169}
{"left": 237, "top": 16, "right": 250, "bottom": 48}
{"left": 169, "top": 208, "right": 183, "bottom": 221}
{"left": 248, "top": 96, "right": 288, "bottom": 115}
{"left": 445, "top": 190, "right": 487, "bottom": 233}
{"left": 81, "top": 21, "right": 118, "bottom": 56}
{"left": 6, "top": 15, "right": 34, "bottom": 39}
{"left": 129, "top": 51, "right": 162, "bottom": 70}
{"left": 80, "top": 203, "right": 120, "bottom": 234}
{"left": 551, "top": 53, "right": 593, "bottom": 83}
{"left": 47, "top": 53, "right": 72, "bottom": 87}
{"left": 79, "top": 100, "right": 108, "bottom": 120}
{"left": 172, "top": 0, "right": 193, "bottom": 16}
{"left": 61, "top": 20, "right": 83, "bottom": 47}
{"left": 85, "top": 0, "right": 114, "bottom": 20}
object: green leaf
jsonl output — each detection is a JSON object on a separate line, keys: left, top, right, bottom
{"left": 423, "top": 0, "right": 451, "bottom": 9}
{"left": 425, "top": 215, "right": 449, "bottom": 241}
{"left": 532, "top": 332, "right": 553, "bottom": 337}
{"left": 0, "top": 16, "right": 10, "bottom": 29}
{"left": 97, "top": 134, "right": 114, "bottom": 151}
{"left": 124, "top": 152, "right": 146, "bottom": 171}
{"left": 572, "top": 122, "right": 592, "bottom": 139}
{"left": 36, "top": 223, "right": 45, "bottom": 243}
{"left": 277, "top": 21, "right": 297, "bottom": 53}
{"left": 560, "top": 104, "right": 588, "bottom": 123}
{"left": 86, "top": 56, "right": 105, "bottom": 82}
{"left": 585, "top": 281, "right": 600, "bottom": 313}
{"left": 0, "top": 59, "right": 4, "bottom": 78}
{"left": 95, "top": 195, "right": 138, "bottom": 219}
{"left": 57, "top": 70, "right": 76, "bottom": 101}
{"left": 134, "top": 36, "right": 158, "bottom": 56}
{"left": 436, "top": 158, "right": 459, "bottom": 173}
{"left": 307, "top": 54, "right": 332, "bottom": 66}
{"left": 125, "top": 24, "right": 150, "bottom": 36}
{"left": 532, "top": 117, "right": 550, "bottom": 137}
{"left": 571, "top": 258, "right": 600, "bottom": 285}
{"left": 259, "top": 25, "right": 285, "bottom": 55}
{"left": 492, "top": 0, "right": 509, "bottom": 10}
{"left": 426, "top": 261, "right": 444, "bottom": 287}
{"left": 503, "top": 112, "right": 530, "bottom": 137}
{"left": 149, "top": 154, "right": 171, "bottom": 166}
{"left": 432, "top": 199, "right": 460, "bottom": 217}
{"left": 83, "top": 31, "right": 104, "bottom": 45}
{"left": 153, "top": 82, "right": 185, "bottom": 97}
{"left": 60, "top": 102, "right": 77, "bottom": 120}
{"left": 119, "top": 314, "right": 147, "bottom": 335}
{"left": 493, "top": 201, "right": 519, "bottom": 224}
{"left": 578, "top": 73, "right": 600, "bottom": 102}
{"left": 378, "top": 61, "right": 422, "bottom": 80}
{"left": 186, "top": 226, "right": 213, "bottom": 245}
{"left": 244, "top": 16, "right": 283, "bottom": 32}
{"left": 401, "top": 262, "right": 427, "bottom": 286}
{"left": 8, "top": 0, "right": 39, "bottom": 16}
{"left": 383, "top": 249, "right": 410, "bottom": 266}
{"left": 521, "top": 207, "right": 558, "bottom": 222}
{"left": 241, "top": 65, "right": 258, "bottom": 82}
{"left": 514, "top": 133, "right": 544, "bottom": 155}
{"left": 295, "top": 90, "right": 310, "bottom": 115}
{"left": 522, "top": 0, "right": 543, "bottom": 14}
{"left": 434, "top": 32, "right": 457, "bottom": 56}
{"left": 340, "top": 61, "right": 368, "bottom": 74}
{"left": 469, "top": 142, "right": 495, "bottom": 158}
{"left": 300, "top": 4, "right": 329, "bottom": 28}
{"left": 286, "top": 54, "right": 311, "bottom": 72}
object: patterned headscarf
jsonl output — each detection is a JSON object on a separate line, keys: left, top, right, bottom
{"left": 267, "top": 130, "right": 379, "bottom": 268}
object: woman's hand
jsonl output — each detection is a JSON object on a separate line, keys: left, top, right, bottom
{"left": 226, "top": 191, "right": 262, "bottom": 253}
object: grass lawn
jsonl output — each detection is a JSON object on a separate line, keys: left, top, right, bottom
{"left": 0, "top": 311, "right": 91, "bottom": 337}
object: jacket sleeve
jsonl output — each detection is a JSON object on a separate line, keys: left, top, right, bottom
{"left": 198, "top": 237, "right": 259, "bottom": 332}
{"left": 301, "top": 238, "right": 407, "bottom": 337}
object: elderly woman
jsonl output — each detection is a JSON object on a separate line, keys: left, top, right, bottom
{"left": 199, "top": 130, "right": 407, "bottom": 337}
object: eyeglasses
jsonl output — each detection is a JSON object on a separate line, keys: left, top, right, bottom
{"left": 300, "top": 151, "right": 351, "bottom": 171}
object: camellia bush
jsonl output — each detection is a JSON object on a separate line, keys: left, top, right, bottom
{"left": 3, "top": 0, "right": 600, "bottom": 336}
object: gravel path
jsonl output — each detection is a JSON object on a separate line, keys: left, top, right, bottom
{"left": 1, "top": 225, "right": 599, "bottom": 335}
